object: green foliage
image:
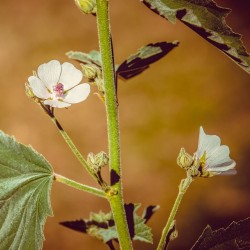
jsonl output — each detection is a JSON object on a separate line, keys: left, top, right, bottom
{"left": 0, "top": 130, "right": 54, "bottom": 250}
{"left": 142, "top": 0, "right": 250, "bottom": 74}
{"left": 191, "top": 217, "right": 250, "bottom": 250}
{"left": 116, "top": 41, "right": 179, "bottom": 79}
{"left": 67, "top": 41, "right": 179, "bottom": 81}
{"left": 60, "top": 204, "right": 158, "bottom": 247}
{"left": 66, "top": 50, "right": 102, "bottom": 67}
{"left": 133, "top": 204, "right": 153, "bottom": 243}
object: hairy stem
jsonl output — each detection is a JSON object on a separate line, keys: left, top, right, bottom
{"left": 54, "top": 173, "right": 107, "bottom": 199}
{"left": 96, "top": 1, "right": 133, "bottom": 249}
{"left": 50, "top": 116, "right": 91, "bottom": 172}
{"left": 157, "top": 176, "right": 193, "bottom": 250}
{"left": 39, "top": 104, "right": 99, "bottom": 183}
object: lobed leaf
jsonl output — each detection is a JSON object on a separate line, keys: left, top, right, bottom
{"left": 60, "top": 204, "right": 158, "bottom": 247}
{"left": 142, "top": 0, "right": 250, "bottom": 74}
{"left": 191, "top": 217, "right": 250, "bottom": 250}
{"left": 117, "top": 41, "right": 179, "bottom": 80}
{"left": 0, "top": 130, "right": 54, "bottom": 250}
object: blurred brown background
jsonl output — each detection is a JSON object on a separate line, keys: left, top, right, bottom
{"left": 0, "top": 0, "right": 250, "bottom": 249}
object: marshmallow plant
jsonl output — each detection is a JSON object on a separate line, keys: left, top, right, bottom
{"left": 0, "top": 0, "right": 249, "bottom": 250}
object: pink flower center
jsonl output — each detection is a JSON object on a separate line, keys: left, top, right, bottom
{"left": 53, "top": 83, "right": 64, "bottom": 97}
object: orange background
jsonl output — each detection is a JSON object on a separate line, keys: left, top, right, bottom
{"left": 0, "top": 0, "right": 249, "bottom": 249}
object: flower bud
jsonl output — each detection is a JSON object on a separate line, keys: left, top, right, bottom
{"left": 81, "top": 63, "right": 100, "bottom": 80}
{"left": 177, "top": 148, "right": 193, "bottom": 170}
{"left": 87, "top": 151, "right": 109, "bottom": 171}
{"left": 74, "top": 0, "right": 97, "bottom": 14}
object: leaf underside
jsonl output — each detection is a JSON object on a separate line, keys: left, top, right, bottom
{"left": 142, "top": 0, "right": 250, "bottom": 74}
{"left": 60, "top": 204, "right": 159, "bottom": 248}
{"left": 191, "top": 217, "right": 250, "bottom": 250}
{"left": 116, "top": 41, "right": 179, "bottom": 80}
{"left": 0, "top": 130, "right": 54, "bottom": 250}
{"left": 66, "top": 50, "right": 102, "bottom": 67}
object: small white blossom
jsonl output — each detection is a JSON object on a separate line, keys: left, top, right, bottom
{"left": 194, "top": 127, "right": 236, "bottom": 177}
{"left": 27, "top": 60, "right": 90, "bottom": 108}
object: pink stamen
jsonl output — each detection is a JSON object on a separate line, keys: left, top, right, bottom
{"left": 53, "top": 83, "right": 64, "bottom": 97}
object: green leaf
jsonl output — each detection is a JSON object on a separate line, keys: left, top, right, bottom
{"left": 60, "top": 210, "right": 117, "bottom": 245}
{"left": 60, "top": 204, "right": 158, "bottom": 245}
{"left": 0, "top": 130, "right": 54, "bottom": 250}
{"left": 66, "top": 50, "right": 102, "bottom": 67}
{"left": 142, "top": 0, "right": 250, "bottom": 74}
{"left": 191, "top": 217, "right": 250, "bottom": 250}
{"left": 133, "top": 204, "right": 153, "bottom": 244}
{"left": 117, "top": 41, "right": 179, "bottom": 80}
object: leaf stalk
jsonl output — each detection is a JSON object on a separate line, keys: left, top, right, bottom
{"left": 54, "top": 173, "right": 107, "bottom": 199}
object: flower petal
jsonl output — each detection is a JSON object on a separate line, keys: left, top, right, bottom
{"left": 219, "top": 169, "right": 237, "bottom": 175}
{"left": 38, "top": 60, "right": 61, "bottom": 91}
{"left": 197, "top": 127, "right": 221, "bottom": 158}
{"left": 206, "top": 145, "right": 231, "bottom": 167}
{"left": 59, "top": 62, "right": 83, "bottom": 90}
{"left": 63, "top": 83, "right": 90, "bottom": 104}
{"left": 43, "top": 99, "right": 71, "bottom": 108}
{"left": 28, "top": 76, "right": 51, "bottom": 99}
{"left": 208, "top": 168, "right": 237, "bottom": 176}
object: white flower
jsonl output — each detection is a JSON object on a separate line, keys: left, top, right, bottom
{"left": 194, "top": 127, "right": 236, "bottom": 177}
{"left": 27, "top": 60, "right": 90, "bottom": 108}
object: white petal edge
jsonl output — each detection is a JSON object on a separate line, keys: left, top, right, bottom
{"left": 208, "top": 160, "right": 236, "bottom": 172}
{"left": 209, "top": 168, "right": 237, "bottom": 176}
{"left": 63, "top": 83, "right": 90, "bottom": 104}
{"left": 59, "top": 62, "right": 83, "bottom": 90}
{"left": 28, "top": 76, "right": 51, "bottom": 99}
{"left": 37, "top": 60, "right": 61, "bottom": 91}
{"left": 219, "top": 169, "right": 237, "bottom": 175}
{"left": 197, "top": 127, "right": 221, "bottom": 158}
{"left": 43, "top": 99, "right": 71, "bottom": 108}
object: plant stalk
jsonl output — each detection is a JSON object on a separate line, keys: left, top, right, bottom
{"left": 50, "top": 116, "right": 91, "bottom": 173}
{"left": 40, "top": 104, "right": 99, "bottom": 183}
{"left": 54, "top": 173, "right": 107, "bottom": 199}
{"left": 96, "top": 1, "right": 133, "bottom": 249}
{"left": 157, "top": 177, "right": 193, "bottom": 250}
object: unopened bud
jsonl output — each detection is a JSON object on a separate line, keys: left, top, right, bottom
{"left": 81, "top": 63, "right": 100, "bottom": 80}
{"left": 74, "top": 0, "right": 97, "bottom": 14}
{"left": 177, "top": 148, "right": 193, "bottom": 170}
{"left": 87, "top": 151, "right": 109, "bottom": 171}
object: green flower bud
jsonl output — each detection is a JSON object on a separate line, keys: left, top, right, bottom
{"left": 74, "top": 0, "right": 97, "bottom": 14}
{"left": 177, "top": 148, "right": 193, "bottom": 170}
{"left": 81, "top": 63, "right": 100, "bottom": 80}
{"left": 87, "top": 151, "right": 109, "bottom": 171}
{"left": 187, "top": 165, "right": 200, "bottom": 177}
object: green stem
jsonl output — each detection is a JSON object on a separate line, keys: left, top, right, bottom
{"left": 54, "top": 173, "right": 107, "bottom": 199}
{"left": 157, "top": 176, "right": 193, "bottom": 250}
{"left": 40, "top": 104, "right": 98, "bottom": 183}
{"left": 50, "top": 116, "right": 90, "bottom": 171}
{"left": 96, "top": 1, "right": 133, "bottom": 249}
